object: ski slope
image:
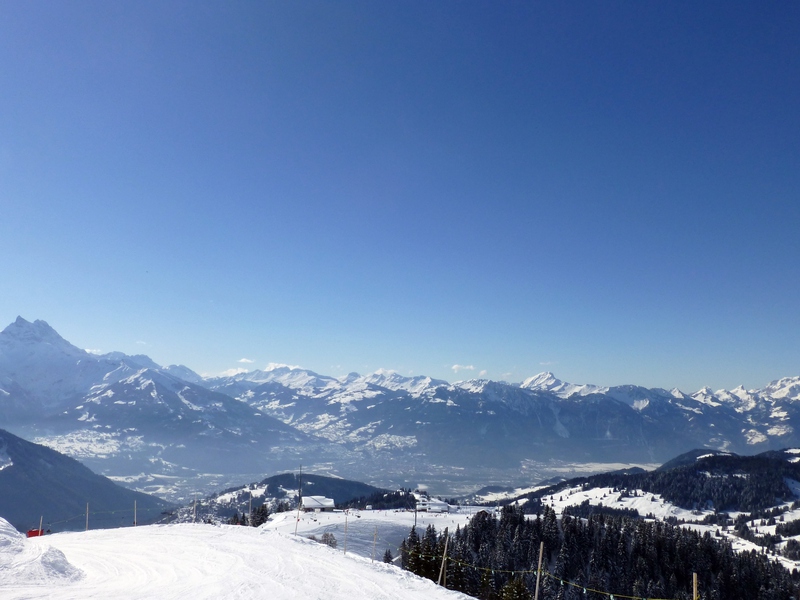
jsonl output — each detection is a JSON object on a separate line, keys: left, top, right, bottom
{"left": 0, "top": 517, "right": 468, "bottom": 600}
{"left": 264, "top": 507, "right": 483, "bottom": 560}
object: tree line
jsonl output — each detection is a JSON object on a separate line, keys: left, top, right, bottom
{"left": 401, "top": 505, "right": 798, "bottom": 600}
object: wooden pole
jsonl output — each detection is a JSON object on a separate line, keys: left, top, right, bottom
{"left": 344, "top": 512, "right": 348, "bottom": 555}
{"left": 693, "top": 572, "right": 698, "bottom": 600}
{"left": 294, "top": 466, "right": 302, "bottom": 536}
{"left": 437, "top": 528, "right": 449, "bottom": 587}
{"left": 134, "top": 500, "right": 137, "bottom": 526}
{"left": 38, "top": 516, "right": 43, "bottom": 536}
{"left": 193, "top": 494, "right": 197, "bottom": 523}
{"left": 249, "top": 492, "right": 252, "bottom": 527}
{"left": 85, "top": 503, "right": 89, "bottom": 532}
{"left": 372, "top": 526, "right": 378, "bottom": 562}
{"left": 534, "top": 541, "right": 544, "bottom": 600}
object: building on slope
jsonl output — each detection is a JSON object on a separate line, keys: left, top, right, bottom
{"left": 301, "top": 496, "right": 335, "bottom": 512}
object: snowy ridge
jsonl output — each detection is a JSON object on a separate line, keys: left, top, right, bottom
{"left": 359, "top": 370, "right": 450, "bottom": 395}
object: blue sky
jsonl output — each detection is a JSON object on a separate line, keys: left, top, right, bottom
{"left": 1, "top": 1, "right": 798, "bottom": 392}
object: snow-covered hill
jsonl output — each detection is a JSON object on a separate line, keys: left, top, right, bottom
{"left": 0, "top": 518, "right": 469, "bottom": 600}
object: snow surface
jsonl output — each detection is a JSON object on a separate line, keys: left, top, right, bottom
{"left": 538, "top": 486, "right": 709, "bottom": 522}
{"left": 1, "top": 517, "right": 469, "bottom": 600}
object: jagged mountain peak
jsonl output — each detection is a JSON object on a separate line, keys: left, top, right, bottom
{"left": 520, "top": 371, "right": 604, "bottom": 399}
{"left": 0, "top": 317, "right": 83, "bottom": 355}
{"left": 520, "top": 371, "right": 560, "bottom": 388}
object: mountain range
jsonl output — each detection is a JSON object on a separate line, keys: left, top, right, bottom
{"left": 2, "top": 316, "right": 799, "bottom": 499}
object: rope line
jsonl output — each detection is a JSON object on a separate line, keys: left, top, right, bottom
{"left": 33, "top": 506, "right": 173, "bottom": 528}
{"left": 402, "top": 547, "right": 683, "bottom": 600}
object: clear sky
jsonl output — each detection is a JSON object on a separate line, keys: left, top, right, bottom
{"left": 1, "top": 1, "right": 798, "bottom": 392}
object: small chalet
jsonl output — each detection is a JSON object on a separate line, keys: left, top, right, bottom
{"left": 301, "top": 496, "right": 335, "bottom": 512}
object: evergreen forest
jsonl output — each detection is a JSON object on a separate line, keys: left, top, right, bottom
{"left": 401, "top": 505, "right": 798, "bottom": 600}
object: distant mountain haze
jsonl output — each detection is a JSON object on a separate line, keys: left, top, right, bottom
{"left": 0, "top": 428, "right": 170, "bottom": 532}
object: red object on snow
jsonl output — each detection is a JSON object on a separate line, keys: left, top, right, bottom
{"left": 26, "top": 529, "right": 43, "bottom": 538}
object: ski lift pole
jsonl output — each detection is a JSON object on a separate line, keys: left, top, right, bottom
{"left": 372, "top": 526, "right": 377, "bottom": 562}
{"left": 534, "top": 541, "right": 544, "bottom": 600}
{"left": 295, "top": 465, "right": 302, "bottom": 536}
{"left": 437, "top": 528, "right": 449, "bottom": 587}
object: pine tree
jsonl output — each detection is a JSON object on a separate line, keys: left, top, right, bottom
{"left": 383, "top": 549, "right": 393, "bottom": 563}
{"left": 500, "top": 577, "right": 532, "bottom": 600}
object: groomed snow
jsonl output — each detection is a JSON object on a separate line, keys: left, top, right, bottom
{"left": 1, "top": 517, "right": 469, "bottom": 600}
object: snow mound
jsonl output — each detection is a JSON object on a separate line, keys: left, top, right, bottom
{"left": 0, "top": 518, "right": 83, "bottom": 586}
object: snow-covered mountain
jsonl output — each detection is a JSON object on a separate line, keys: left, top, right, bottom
{"left": 202, "top": 361, "right": 800, "bottom": 466}
{"left": 0, "top": 318, "right": 346, "bottom": 499}
{"left": 3, "top": 316, "right": 800, "bottom": 499}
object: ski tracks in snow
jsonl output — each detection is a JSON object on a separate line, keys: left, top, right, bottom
{"left": 2, "top": 522, "right": 468, "bottom": 600}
